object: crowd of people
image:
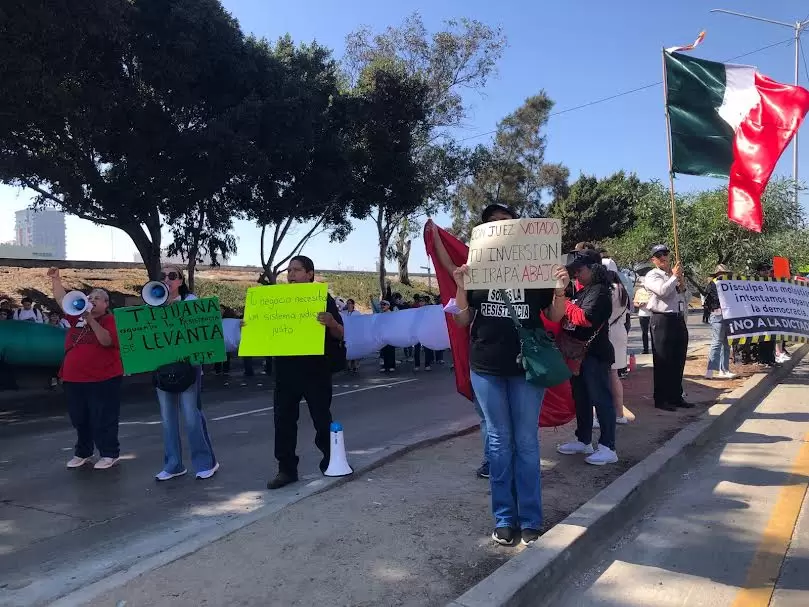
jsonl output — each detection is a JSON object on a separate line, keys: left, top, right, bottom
{"left": 4, "top": 208, "right": 796, "bottom": 550}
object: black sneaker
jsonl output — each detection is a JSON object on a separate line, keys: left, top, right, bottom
{"left": 521, "top": 529, "right": 541, "bottom": 546}
{"left": 476, "top": 462, "right": 490, "bottom": 479}
{"left": 655, "top": 402, "right": 677, "bottom": 412}
{"left": 492, "top": 527, "right": 515, "bottom": 546}
{"left": 676, "top": 400, "right": 695, "bottom": 409}
{"left": 267, "top": 471, "right": 298, "bottom": 490}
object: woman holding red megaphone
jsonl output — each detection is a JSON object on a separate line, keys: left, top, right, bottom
{"left": 49, "top": 267, "right": 124, "bottom": 471}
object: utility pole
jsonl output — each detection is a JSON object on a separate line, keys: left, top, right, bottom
{"left": 711, "top": 9, "right": 809, "bottom": 207}
{"left": 420, "top": 264, "right": 433, "bottom": 293}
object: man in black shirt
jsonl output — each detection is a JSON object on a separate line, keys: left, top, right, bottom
{"left": 267, "top": 255, "right": 345, "bottom": 490}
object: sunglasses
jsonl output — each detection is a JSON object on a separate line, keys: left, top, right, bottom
{"left": 653, "top": 251, "right": 670, "bottom": 259}
{"left": 160, "top": 271, "right": 182, "bottom": 281}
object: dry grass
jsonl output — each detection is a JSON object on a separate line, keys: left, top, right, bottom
{"left": 0, "top": 266, "right": 433, "bottom": 314}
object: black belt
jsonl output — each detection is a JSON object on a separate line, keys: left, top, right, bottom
{"left": 651, "top": 311, "right": 684, "bottom": 317}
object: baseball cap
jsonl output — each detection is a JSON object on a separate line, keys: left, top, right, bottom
{"left": 565, "top": 249, "right": 602, "bottom": 270}
{"left": 481, "top": 203, "right": 518, "bottom": 222}
{"left": 651, "top": 244, "right": 670, "bottom": 257}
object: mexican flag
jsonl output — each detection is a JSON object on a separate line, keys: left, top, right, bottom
{"left": 665, "top": 42, "right": 809, "bottom": 232}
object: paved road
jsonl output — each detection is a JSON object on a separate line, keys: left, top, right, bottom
{"left": 552, "top": 361, "right": 809, "bottom": 607}
{"left": 0, "top": 363, "right": 478, "bottom": 607}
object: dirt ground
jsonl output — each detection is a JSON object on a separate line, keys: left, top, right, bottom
{"left": 83, "top": 354, "right": 750, "bottom": 607}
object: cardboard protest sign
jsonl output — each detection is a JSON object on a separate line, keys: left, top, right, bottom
{"left": 239, "top": 283, "right": 327, "bottom": 357}
{"left": 465, "top": 218, "right": 563, "bottom": 291}
{"left": 716, "top": 275, "right": 809, "bottom": 344}
{"left": 114, "top": 297, "right": 226, "bottom": 374}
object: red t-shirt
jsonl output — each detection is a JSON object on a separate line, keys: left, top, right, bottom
{"left": 60, "top": 314, "right": 124, "bottom": 383}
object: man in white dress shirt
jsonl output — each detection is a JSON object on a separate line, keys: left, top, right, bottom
{"left": 644, "top": 244, "right": 692, "bottom": 412}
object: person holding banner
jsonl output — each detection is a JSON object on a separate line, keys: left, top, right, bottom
{"left": 704, "top": 265, "right": 736, "bottom": 380}
{"left": 450, "top": 235, "right": 569, "bottom": 547}
{"left": 48, "top": 267, "right": 124, "bottom": 471}
{"left": 267, "top": 255, "right": 345, "bottom": 490}
{"left": 153, "top": 266, "right": 219, "bottom": 482}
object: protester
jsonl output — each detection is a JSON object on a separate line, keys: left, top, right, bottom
{"left": 633, "top": 282, "right": 652, "bottom": 355}
{"left": 48, "top": 311, "right": 71, "bottom": 329}
{"left": 0, "top": 299, "right": 12, "bottom": 320}
{"left": 153, "top": 266, "right": 219, "bottom": 482}
{"left": 48, "top": 267, "right": 124, "bottom": 470}
{"left": 412, "top": 295, "right": 434, "bottom": 372}
{"left": 753, "top": 262, "right": 778, "bottom": 367}
{"left": 427, "top": 203, "right": 523, "bottom": 481}
{"left": 704, "top": 265, "right": 737, "bottom": 379}
{"left": 599, "top": 248, "right": 619, "bottom": 273}
{"left": 450, "top": 209, "right": 569, "bottom": 547}
{"left": 378, "top": 300, "right": 397, "bottom": 372}
{"left": 607, "top": 270, "right": 633, "bottom": 424}
{"left": 343, "top": 299, "right": 360, "bottom": 374}
{"left": 12, "top": 297, "right": 44, "bottom": 323}
{"left": 644, "top": 245, "right": 692, "bottom": 411}
{"left": 557, "top": 250, "right": 619, "bottom": 465}
{"left": 267, "top": 255, "right": 345, "bottom": 490}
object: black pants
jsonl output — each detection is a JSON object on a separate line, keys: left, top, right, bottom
{"left": 703, "top": 306, "right": 711, "bottom": 323}
{"left": 244, "top": 356, "right": 272, "bottom": 376}
{"left": 650, "top": 313, "right": 688, "bottom": 406}
{"left": 63, "top": 377, "right": 123, "bottom": 458}
{"left": 273, "top": 371, "right": 332, "bottom": 475}
{"left": 381, "top": 346, "right": 396, "bottom": 371}
{"left": 756, "top": 340, "right": 776, "bottom": 364}
{"left": 214, "top": 353, "right": 231, "bottom": 375}
{"left": 414, "top": 344, "right": 434, "bottom": 368}
{"left": 639, "top": 316, "right": 651, "bottom": 353}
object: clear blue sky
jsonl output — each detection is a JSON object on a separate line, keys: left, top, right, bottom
{"left": 1, "top": 0, "right": 806, "bottom": 270}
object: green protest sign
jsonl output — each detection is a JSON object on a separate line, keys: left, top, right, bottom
{"left": 113, "top": 297, "right": 226, "bottom": 374}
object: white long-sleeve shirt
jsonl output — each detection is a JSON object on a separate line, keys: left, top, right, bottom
{"left": 644, "top": 268, "right": 688, "bottom": 314}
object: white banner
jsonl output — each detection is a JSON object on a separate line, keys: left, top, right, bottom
{"left": 221, "top": 306, "right": 450, "bottom": 358}
{"left": 717, "top": 276, "right": 809, "bottom": 342}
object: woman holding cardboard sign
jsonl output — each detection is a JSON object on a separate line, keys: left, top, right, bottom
{"left": 48, "top": 267, "right": 124, "bottom": 471}
{"left": 153, "top": 266, "right": 219, "bottom": 482}
{"left": 450, "top": 217, "right": 569, "bottom": 548}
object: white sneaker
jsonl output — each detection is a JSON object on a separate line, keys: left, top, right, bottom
{"left": 616, "top": 416, "right": 630, "bottom": 425}
{"left": 66, "top": 456, "right": 90, "bottom": 469}
{"left": 557, "top": 441, "right": 595, "bottom": 455}
{"left": 585, "top": 445, "right": 619, "bottom": 466}
{"left": 93, "top": 457, "right": 119, "bottom": 470}
{"left": 776, "top": 353, "right": 791, "bottom": 363}
{"left": 705, "top": 370, "right": 715, "bottom": 379}
{"left": 196, "top": 462, "right": 219, "bottom": 480}
{"left": 719, "top": 370, "right": 738, "bottom": 379}
{"left": 155, "top": 469, "right": 187, "bottom": 482}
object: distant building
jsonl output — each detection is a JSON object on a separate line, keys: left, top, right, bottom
{"left": 14, "top": 208, "right": 66, "bottom": 259}
{"left": 0, "top": 243, "right": 58, "bottom": 259}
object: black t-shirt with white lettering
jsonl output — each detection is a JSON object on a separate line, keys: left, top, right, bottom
{"left": 467, "top": 288, "right": 554, "bottom": 376}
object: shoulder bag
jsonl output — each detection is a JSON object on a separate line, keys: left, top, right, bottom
{"left": 500, "top": 289, "right": 571, "bottom": 388}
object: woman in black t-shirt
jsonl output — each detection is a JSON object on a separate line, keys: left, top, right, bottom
{"left": 451, "top": 243, "right": 569, "bottom": 547}
{"left": 556, "top": 250, "right": 618, "bottom": 466}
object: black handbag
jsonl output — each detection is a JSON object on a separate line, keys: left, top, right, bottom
{"left": 153, "top": 361, "right": 197, "bottom": 393}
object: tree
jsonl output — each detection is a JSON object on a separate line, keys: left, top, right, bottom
{"left": 349, "top": 67, "right": 431, "bottom": 295}
{"left": 451, "top": 94, "right": 569, "bottom": 241}
{"left": 0, "top": 0, "right": 266, "bottom": 279}
{"left": 238, "top": 37, "right": 357, "bottom": 284}
{"left": 345, "top": 13, "right": 507, "bottom": 282}
{"left": 549, "top": 171, "right": 647, "bottom": 250}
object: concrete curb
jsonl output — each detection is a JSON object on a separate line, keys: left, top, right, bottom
{"left": 447, "top": 344, "right": 809, "bottom": 607}
{"left": 47, "top": 419, "right": 480, "bottom": 607}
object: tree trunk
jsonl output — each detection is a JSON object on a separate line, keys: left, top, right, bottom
{"left": 398, "top": 238, "right": 411, "bottom": 286}
{"left": 378, "top": 240, "right": 388, "bottom": 297}
{"left": 187, "top": 255, "right": 198, "bottom": 292}
{"left": 126, "top": 226, "right": 162, "bottom": 281}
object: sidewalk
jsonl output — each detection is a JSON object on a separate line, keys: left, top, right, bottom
{"left": 78, "top": 353, "right": 751, "bottom": 607}
{"left": 554, "top": 360, "right": 809, "bottom": 607}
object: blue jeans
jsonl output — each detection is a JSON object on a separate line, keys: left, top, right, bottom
{"left": 707, "top": 313, "right": 730, "bottom": 372}
{"left": 473, "top": 396, "right": 489, "bottom": 463}
{"left": 572, "top": 356, "right": 616, "bottom": 450}
{"left": 470, "top": 371, "right": 544, "bottom": 530}
{"left": 156, "top": 371, "right": 216, "bottom": 474}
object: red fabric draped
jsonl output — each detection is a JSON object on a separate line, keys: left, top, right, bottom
{"left": 424, "top": 223, "right": 575, "bottom": 428}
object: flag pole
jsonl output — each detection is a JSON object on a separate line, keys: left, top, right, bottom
{"left": 661, "top": 47, "right": 681, "bottom": 265}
